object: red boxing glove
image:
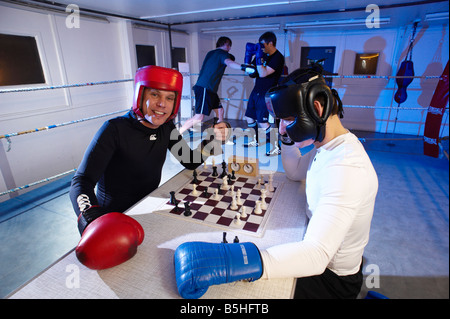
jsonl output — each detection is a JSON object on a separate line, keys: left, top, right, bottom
{"left": 75, "top": 213, "right": 145, "bottom": 270}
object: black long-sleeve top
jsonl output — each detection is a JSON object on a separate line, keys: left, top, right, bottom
{"left": 70, "top": 110, "right": 203, "bottom": 217}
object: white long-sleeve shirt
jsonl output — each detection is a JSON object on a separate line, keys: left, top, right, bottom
{"left": 261, "top": 132, "right": 378, "bottom": 278}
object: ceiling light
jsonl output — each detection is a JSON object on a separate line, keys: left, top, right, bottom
{"left": 286, "top": 17, "right": 390, "bottom": 28}
{"left": 201, "top": 24, "right": 280, "bottom": 33}
{"left": 141, "top": 1, "right": 320, "bottom": 19}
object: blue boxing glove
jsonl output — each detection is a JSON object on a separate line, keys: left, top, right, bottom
{"left": 174, "top": 242, "right": 263, "bottom": 299}
{"left": 255, "top": 43, "right": 264, "bottom": 66}
{"left": 244, "top": 42, "right": 258, "bottom": 64}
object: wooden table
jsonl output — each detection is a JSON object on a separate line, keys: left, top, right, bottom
{"left": 9, "top": 168, "right": 308, "bottom": 299}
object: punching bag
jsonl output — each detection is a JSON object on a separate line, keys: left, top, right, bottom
{"left": 423, "top": 61, "right": 449, "bottom": 158}
{"left": 394, "top": 60, "right": 415, "bottom": 104}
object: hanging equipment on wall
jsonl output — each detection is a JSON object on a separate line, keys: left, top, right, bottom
{"left": 394, "top": 21, "right": 418, "bottom": 104}
{"left": 391, "top": 21, "right": 419, "bottom": 137}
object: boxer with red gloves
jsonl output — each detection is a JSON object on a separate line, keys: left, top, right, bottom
{"left": 70, "top": 65, "right": 230, "bottom": 269}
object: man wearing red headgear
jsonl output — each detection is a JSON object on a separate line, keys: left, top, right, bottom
{"left": 70, "top": 65, "right": 229, "bottom": 270}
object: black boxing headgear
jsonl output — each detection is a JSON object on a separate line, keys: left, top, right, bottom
{"left": 265, "top": 69, "right": 334, "bottom": 143}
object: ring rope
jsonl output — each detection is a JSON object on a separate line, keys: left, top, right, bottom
{"left": 1, "top": 109, "right": 129, "bottom": 140}
{"left": 0, "top": 169, "right": 76, "bottom": 197}
{"left": 186, "top": 73, "right": 443, "bottom": 80}
{"left": 0, "top": 109, "right": 129, "bottom": 152}
{"left": 0, "top": 79, "right": 133, "bottom": 94}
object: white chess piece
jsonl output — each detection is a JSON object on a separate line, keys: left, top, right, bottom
{"left": 222, "top": 175, "right": 229, "bottom": 190}
{"left": 254, "top": 200, "right": 262, "bottom": 215}
{"left": 214, "top": 189, "right": 220, "bottom": 200}
{"left": 241, "top": 206, "right": 248, "bottom": 218}
{"left": 268, "top": 173, "right": 275, "bottom": 192}
{"left": 234, "top": 212, "right": 242, "bottom": 225}
{"left": 230, "top": 194, "right": 238, "bottom": 210}
{"left": 236, "top": 191, "right": 243, "bottom": 205}
{"left": 192, "top": 184, "right": 199, "bottom": 195}
{"left": 260, "top": 189, "right": 267, "bottom": 209}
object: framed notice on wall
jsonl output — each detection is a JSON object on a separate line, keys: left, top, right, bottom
{"left": 354, "top": 52, "right": 379, "bottom": 75}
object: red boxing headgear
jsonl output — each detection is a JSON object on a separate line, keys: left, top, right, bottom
{"left": 132, "top": 65, "right": 183, "bottom": 122}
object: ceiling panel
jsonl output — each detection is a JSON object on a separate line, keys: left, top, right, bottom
{"left": 6, "top": 0, "right": 449, "bottom": 32}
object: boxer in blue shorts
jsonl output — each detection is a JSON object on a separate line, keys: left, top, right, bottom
{"left": 243, "top": 32, "right": 285, "bottom": 156}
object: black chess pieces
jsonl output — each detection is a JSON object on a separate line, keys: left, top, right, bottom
{"left": 230, "top": 170, "right": 236, "bottom": 180}
{"left": 220, "top": 160, "right": 227, "bottom": 178}
{"left": 212, "top": 166, "right": 218, "bottom": 177}
{"left": 183, "top": 201, "right": 192, "bottom": 216}
{"left": 192, "top": 169, "right": 199, "bottom": 184}
{"left": 233, "top": 236, "right": 240, "bottom": 243}
{"left": 222, "top": 232, "right": 228, "bottom": 243}
{"left": 169, "top": 191, "right": 178, "bottom": 205}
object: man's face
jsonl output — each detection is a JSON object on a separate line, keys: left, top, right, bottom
{"left": 279, "top": 118, "right": 315, "bottom": 149}
{"left": 259, "top": 40, "right": 270, "bottom": 54}
{"left": 141, "top": 88, "right": 176, "bottom": 128}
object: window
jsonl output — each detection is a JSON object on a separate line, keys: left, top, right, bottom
{"left": 171, "top": 47, "right": 186, "bottom": 70}
{"left": 0, "top": 33, "right": 45, "bottom": 86}
{"left": 136, "top": 45, "right": 156, "bottom": 68}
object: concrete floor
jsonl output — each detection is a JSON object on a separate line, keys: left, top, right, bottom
{"left": 0, "top": 127, "right": 448, "bottom": 299}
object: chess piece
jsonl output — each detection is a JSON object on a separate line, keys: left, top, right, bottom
{"left": 230, "top": 170, "right": 236, "bottom": 180}
{"left": 183, "top": 202, "right": 192, "bottom": 216}
{"left": 268, "top": 173, "right": 275, "bottom": 192}
{"left": 254, "top": 200, "right": 262, "bottom": 215}
{"left": 222, "top": 231, "right": 228, "bottom": 243}
{"left": 236, "top": 191, "right": 242, "bottom": 205}
{"left": 192, "top": 170, "right": 199, "bottom": 184}
{"left": 234, "top": 212, "right": 242, "bottom": 225}
{"left": 169, "top": 191, "right": 178, "bottom": 205}
{"left": 220, "top": 160, "right": 227, "bottom": 178}
{"left": 230, "top": 195, "right": 238, "bottom": 210}
{"left": 241, "top": 206, "right": 248, "bottom": 218}
{"left": 222, "top": 175, "right": 229, "bottom": 190}
{"left": 192, "top": 184, "right": 199, "bottom": 196}
{"left": 212, "top": 166, "right": 218, "bottom": 177}
{"left": 260, "top": 189, "right": 267, "bottom": 209}
{"left": 214, "top": 189, "right": 220, "bottom": 200}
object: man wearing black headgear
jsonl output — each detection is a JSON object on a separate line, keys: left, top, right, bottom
{"left": 171, "top": 66, "right": 378, "bottom": 300}
{"left": 261, "top": 66, "right": 379, "bottom": 298}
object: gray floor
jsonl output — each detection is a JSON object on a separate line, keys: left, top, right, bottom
{"left": 0, "top": 126, "right": 448, "bottom": 299}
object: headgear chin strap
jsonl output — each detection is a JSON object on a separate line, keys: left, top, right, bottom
{"left": 265, "top": 74, "right": 333, "bottom": 143}
{"left": 132, "top": 65, "right": 183, "bottom": 123}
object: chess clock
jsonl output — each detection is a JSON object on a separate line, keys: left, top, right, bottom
{"left": 228, "top": 156, "right": 259, "bottom": 177}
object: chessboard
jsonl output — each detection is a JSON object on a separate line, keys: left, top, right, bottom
{"left": 152, "top": 166, "right": 282, "bottom": 237}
